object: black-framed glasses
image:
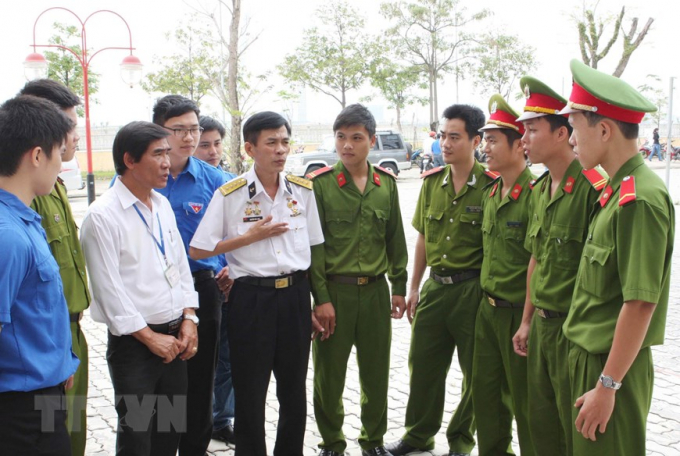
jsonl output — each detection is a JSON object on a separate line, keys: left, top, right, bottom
{"left": 163, "top": 126, "right": 204, "bottom": 137}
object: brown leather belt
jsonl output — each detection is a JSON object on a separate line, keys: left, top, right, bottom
{"left": 236, "top": 270, "right": 308, "bottom": 289}
{"left": 327, "top": 274, "right": 384, "bottom": 286}
{"left": 536, "top": 308, "right": 568, "bottom": 319}
{"left": 148, "top": 316, "right": 183, "bottom": 335}
{"left": 486, "top": 294, "right": 523, "bottom": 309}
{"left": 430, "top": 269, "right": 480, "bottom": 285}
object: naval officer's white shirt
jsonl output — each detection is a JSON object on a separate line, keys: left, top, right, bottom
{"left": 190, "top": 167, "right": 324, "bottom": 279}
{"left": 81, "top": 177, "right": 198, "bottom": 336}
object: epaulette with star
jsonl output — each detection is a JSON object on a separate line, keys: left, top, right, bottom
{"left": 305, "top": 166, "right": 333, "bottom": 179}
{"left": 286, "top": 174, "right": 313, "bottom": 190}
{"left": 529, "top": 170, "right": 549, "bottom": 189}
{"left": 582, "top": 168, "right": 607, "bottom": 191}
{"left": 420, "top": 166, "right": 445, "bottom": 179}
{"left": 375, "top": 165, "right": 397, "bottom": 179}
{"left": 219, "top": 177, "right": 247, "bottom": 196}
{"left": 619, "top": 176, "right": 636, "bottom": 206}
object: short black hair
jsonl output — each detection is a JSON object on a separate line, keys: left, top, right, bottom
{"left": 441, "top": 104, "right": 486, "bottom": 140}
{"left": 199, "top": 116, "right": 226, "bottom": 139}
{"left": 0, "top": 95, "right": 73, "bottom": 177}
{"left": 18, "top": 79, "right": 80, "bottom": 109}
{"left": 242, "top": 111, "right": 291, "bottom": 145}
{"left": 583, "top": 111, "right": 638, "bottom": 140}
{"left": 113, "top": 121, "right": 170, "bottom": 176}
{"left": 494, "top": 128, "right": 523, "bottom": 148}
{"left": 333, "top": 104, "right": 376, "bottom": 137}
{"left": 544, "top": 114, "right": 573, "bottom": 136}
{"left": 152, "top": 95, "right": 200, "bottom": 126}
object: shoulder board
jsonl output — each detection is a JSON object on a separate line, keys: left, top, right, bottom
{"left": 305, "top": 166, "right": 333, "bottom": 179}
{"left": 484, "top": 169, "right": 500, "bottom": 180}
{"left": 619, "top": 176, "right": 636, "bottom": 206}
{"left": 531, "top": 170, "right": 549, "bottom": 187}
{"left": 375, "top": 165, "right": 397, "bottom": 179}
{"left": 218, "top": 177, "right": 246, "bottom": 196}
{"left": 421, "top": 166, "right": 445, "bottom": 179}
{"left": 482, "top": 175, "right": 501, "bottom": 190}
{"left": 286, "top": 174, "right": 313, "bottom": 190}
{"left": 582, "top": 168, "right": 607, "bottom": 191}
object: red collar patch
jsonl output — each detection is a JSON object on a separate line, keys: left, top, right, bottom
{"left": 564, "top": 176, "right": 575, "bottom": 194}
{"left": 489, "top": 182, "right": 498, "bottom": 197}
{"left": 337, "top": 172, "right": 347, "bottom": 188}
{"left": 373, "top": 172, "right": 381, "bottom": 186}
{"left": 509, "top": 183, "right": 523, "bottom": 200}
{"left": 599, "top": 185, "right": 613, "bottom": 207}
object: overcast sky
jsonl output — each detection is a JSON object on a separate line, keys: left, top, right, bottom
{"left": 1, "top": 0, "right": 678, "bottom": 129}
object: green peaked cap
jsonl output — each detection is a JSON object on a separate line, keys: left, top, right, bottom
{"left": 559, "top": 59, "right": 656, "bottom": 123}
{"left": 480, "top": 94, "right": 524, "bottom": 133}
{"left": 517, "top": 76, "right": 567, "bottom": 121}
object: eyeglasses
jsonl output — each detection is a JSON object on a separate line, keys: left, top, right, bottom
{"left": 163, "top": 126, "right": 204, "bottom": 137}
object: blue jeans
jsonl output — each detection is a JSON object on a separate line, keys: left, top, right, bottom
{"left": 213, "top": 302, "right": 235, "bottom": 430}
{"left": 433, "top": 154, "right": 444, "bottom": 167}
{"left": 649, "top": 144, "right": 663, "bottom": 161}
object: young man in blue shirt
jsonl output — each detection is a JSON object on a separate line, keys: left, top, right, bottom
{"left": 0, "top": 95, "right": 80, "bottom": 456}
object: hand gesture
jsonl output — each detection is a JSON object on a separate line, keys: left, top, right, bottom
{"left": 247, "top": 215, "right": 288, "bottom": 243}
{"left": 314, "top": 302, "right": 336, "bottom": 341}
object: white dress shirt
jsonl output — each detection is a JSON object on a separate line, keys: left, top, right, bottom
{"left": 81, "top": 177, "right": 198, "bottom": 336}
{"left": 190, "top": 168, "right": 324, "bottom": 279}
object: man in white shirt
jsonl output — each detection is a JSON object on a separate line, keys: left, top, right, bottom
{"left": 189, "top": 111, "right": 324, "bottom": 456}
{"left": 80, "top": 121, "right": 199, "bottom": 456}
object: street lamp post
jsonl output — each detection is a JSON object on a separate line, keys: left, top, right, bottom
{"left": 24, "top": 7, "right": 143, "bottom": 205}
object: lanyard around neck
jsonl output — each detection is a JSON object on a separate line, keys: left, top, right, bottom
{"left": 133, "top": 204, "right": 167, "bottom": 262}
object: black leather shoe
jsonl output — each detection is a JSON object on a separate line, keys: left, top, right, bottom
{"left": 318, "top": 450, "right": 343, "bottom": 456}
{"left": 211, "top": 423, "right": 235, "bottom": 444}
{"left": 384, "top": 440, "right": 422, "bottom": 456}
{"left": 362, "top": 446, "right": 393, "bottom": 456}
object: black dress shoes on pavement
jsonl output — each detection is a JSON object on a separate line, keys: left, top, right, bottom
{"left": 362, "top": 445, "right": 394, "bottom": 456}
{"left": 384, "top": 440, "right": 423, "bottom": 455}
{"left": 211, "top": 423, "right": 235, "bottom": 444}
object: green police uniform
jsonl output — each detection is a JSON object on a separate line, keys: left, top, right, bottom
{"left": 402, "top": 161, "right": 496, "bottom": 454}
{"left": 524, "top": 161, "right": 603, "bottom": 456}
{"left": 560, "top": 59, "right": 673, "bottom": 456}
{"left": 31, "top": 179, "right": 90, "bottom": 456}
{"left": 309, "top": 162, "right": 408, "bottom": 453}
{"left": 473, "top": 166, "right": 534, "bottom": 456}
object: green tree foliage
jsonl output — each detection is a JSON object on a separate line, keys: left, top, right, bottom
{"left": 469, "top": 32, "right": 537, "bottom": 100}
{"left": 44, "top": 22, "right": 100, "bottom": 115}
{"left": 279, "top": 1, "right": 377, "bottom": 108}
{"left": 380, "top": 0, "right": 488, "bottom": 130}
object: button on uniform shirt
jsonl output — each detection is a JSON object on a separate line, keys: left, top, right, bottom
{"left": 190, "top": 168, "right": 324, "bottom": 279}
{"left": 156, "top": 156, "right": 226, "bottom": 274}
{"left": 524, "top": 160, "right": 602, "bottom": 312}
{"left": 564, "top": 154, "right": 675, "bottom": 354}
{"left": 480, "top": 168, "right": 534, "bottom": 304}
{"left": 31, "top": 179, "right": 90, "bottom": 314}
{"left": 0, "top": 189, "right": 79, "bottom": 392}
{"left": 412, "top": 162, "right": 496, "bottom": 273}
{"left": 80, "top": 178, "right": 198, "bottom": 336}
{"left": 309, "top": 162, "right": 408, "bottom": 304}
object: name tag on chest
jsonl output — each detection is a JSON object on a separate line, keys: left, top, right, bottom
{"left": 243, "top": 216, "right": 264, "bottom": 223}
{"left": 165, "top": 262, "right": 181, "bottom": 287}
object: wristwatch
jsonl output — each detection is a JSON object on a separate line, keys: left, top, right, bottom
{"left": 599, "top": 373, "right": 622, "bottom": 390}
{"left": 183, "top": 313, "right": 200, "bottom": 327}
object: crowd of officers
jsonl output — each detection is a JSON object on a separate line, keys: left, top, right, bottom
{"left": 0, "top": 58, "right": 673, "bottom": 456}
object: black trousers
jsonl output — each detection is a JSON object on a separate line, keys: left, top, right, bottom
{"left": 107, "top": 331, "right": 187, "bottom": 456}
{"left": 0, "top": 385, "right": 71, "bottom": 456}
{"left": 228, "top": 276, "right": 312, "bottom": 456}
{"left": 179, "top": 274, "right": 222, "bottom": 456}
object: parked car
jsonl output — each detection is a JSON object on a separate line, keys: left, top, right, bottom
{"left": 284, "top": 130, "right": 412, "bottom": 177}
{"left": 59, "top": 156, "right": 85, "bottom": 192}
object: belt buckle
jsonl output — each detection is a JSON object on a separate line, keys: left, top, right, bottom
{"left": 440, "top": 275, "right": 453, "bottom": 285}
{"left": 275, "top": 278, "right": 290, "bottom": 289}
{"left": 537, "top": 308, "right": 546, "bottom": 318}
{"left": 357, "top": 276, "right": 369, "bottom": 286}
{"left": 488, "top": 296, "right": 496, "bottom": 307}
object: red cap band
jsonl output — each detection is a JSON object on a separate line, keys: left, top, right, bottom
{"left": 489, "top": 109, "right": 525, "bottom": 135}
{"left": 569, "top": 83, "right": 645, "bottom": 124}
{"left": 525, "top": 92, "right": 565, "bottom": 114}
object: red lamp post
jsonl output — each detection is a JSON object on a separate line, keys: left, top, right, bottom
{"left": 24, "top": 7, "right": 143, "bottom": 204}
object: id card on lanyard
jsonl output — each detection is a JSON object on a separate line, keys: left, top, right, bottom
{"left": 133, "top": 204, "right": 180, "bottom": 288}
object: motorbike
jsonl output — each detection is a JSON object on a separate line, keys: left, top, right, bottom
{"left": 420, "top": 152, "right": 434, "bottom": 173}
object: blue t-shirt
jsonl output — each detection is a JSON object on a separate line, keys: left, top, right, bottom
{"left": 0, "top": 189, "right": 79, "bottom": 392}
{"left": 432, "top": 139, "right": 441, "bottom": 155}
{"left": 156, "top": 157, "right": 226, "bottom": 273}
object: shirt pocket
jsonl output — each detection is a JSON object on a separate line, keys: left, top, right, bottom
{"left": 425, "top": 209, "right": 445, "bottom": 242}
{"left": 44, "top": 220, "right": 71, "bottom": 267}
{"left": 374, "top": 209, "right": 389, "bottom": 232}
{"left": 503, "top": 222, "right": 528, "bottom": 264}
{"left": 182, "top": 201, "right": 207, "bottom": 216}
{"left": 458, "top": 212, "right": 483, "bottom": 246}
{"left": 236, "top": 223, "right": 268, "bottom": 259}
{"left": 289, "top": 217, "right": 308, "bottom": 251}
{"left": 325, "top": 211, "right": 355, "bottom": 241}
{"left": 578, "top": 242, "right": 614, "bottom": 298}
{"left": 548, "top": 224, "right": 586, "bottom": 270}
{"left": 35, "top": 254, "right": 62, "bottom": 311}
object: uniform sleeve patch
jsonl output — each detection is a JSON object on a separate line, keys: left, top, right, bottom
{"left": 219, "top": 177, "right": 247, "bottom": 196}
{"left": 619, "top": 176, "right": 636, "bottom": 206}
{"left": 305, "top": 166, "right": 333, "bottom": 179}
{"left": 286, "top": 174, "right": 313, "bottom": 190}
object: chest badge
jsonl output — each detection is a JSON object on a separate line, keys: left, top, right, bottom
{"left": 245, "top": 200, "right": 262, "bottom": 216}
{"left": 188, "top": 202, "right": 203, "bottom": 214}
{"left": 53, "top": 214, "right": 61, "bottom": 223}
{"left": 287, "top": 197, "right": 301, "bottom": 217}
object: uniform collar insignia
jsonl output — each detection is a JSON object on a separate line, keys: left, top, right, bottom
{"left": 564, "top": 176, "right": 575, "bottom": 194}
{"left": 284, "top": 177, "right": 292, "bottom": 194}
{"left": 373, "top": 172, "right": 381, "bottom": 186}
{"left": 467, "top": 173, "right": 477, "bottom": 186}
{"left": 599, "top": 185, "right": 613, "bottom": 207}
{"left": 248, "top": 181, "right": 257, "bottom": 199}
{"left": 337, "top": 172, "right": 348, "bottom": 188}
{"left": 489, "top": 182, "right": 498, "bottom": 197}
{"left": 509, "top": 183, "right": 523, "bottom": 200}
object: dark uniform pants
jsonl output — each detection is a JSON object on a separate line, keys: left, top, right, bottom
{"left": 0, "top": 385, "right": 71, "bottom": 456}
{"left": 402, "top": 277, "right": 482, "bottom": 453}
{"left": 527, "top": 315, "right": 572, "bottom": 456}
{"left": 472, "top": 300, "right": 533, "bottom": 456}
{"left": 569, "top": 344, "right": 653, "bottom": 456}
{"left": 179, "top": 275, "right": 222, "bottom": 456}
{"left": 313, "top": 277, "right": 391, "bottom": 453}
{"left": 228, "top": 276, "right": 312, "bottom": 456}
{"left": 67, "top": 321, "right": 88, "bottom": 456}
{"left": 107, "top": 332, "right": 188, "bottom": 456}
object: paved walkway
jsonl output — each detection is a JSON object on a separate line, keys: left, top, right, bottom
{"left": 71, "top": 164, "right": 680, "bottom": 455}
